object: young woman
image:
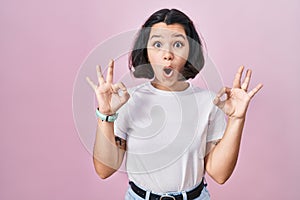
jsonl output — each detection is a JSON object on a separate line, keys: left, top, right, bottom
{"left": 86, "top": 8, "right": 263, "bottom": 200}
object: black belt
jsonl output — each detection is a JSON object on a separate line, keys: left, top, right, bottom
{"left": 129, "top": 180, "right": 205, "bottom": 200}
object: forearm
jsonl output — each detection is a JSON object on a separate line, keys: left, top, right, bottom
{"left": 205, "top": 117, "right": 245, "bottom": 184}
{"left": 93, "top": 119, "right": 125, "bottom": 179}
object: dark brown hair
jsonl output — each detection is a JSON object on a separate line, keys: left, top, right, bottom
{"left": 129, "top": 8, "right": 205, "bottom": 80}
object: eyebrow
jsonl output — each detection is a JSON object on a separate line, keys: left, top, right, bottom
{"left": 150, "top": 33, "right": 186, "bottom": 40}
{"left": 172, "top": 33, "right": 186, "bottom": 40}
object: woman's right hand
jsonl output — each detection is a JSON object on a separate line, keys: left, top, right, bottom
{"left": 86, "top": 60, "right": 130, "bottom": 115}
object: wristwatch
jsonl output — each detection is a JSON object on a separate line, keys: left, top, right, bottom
{"left": 96, "top": 108, "right": 118, "bottom": 122}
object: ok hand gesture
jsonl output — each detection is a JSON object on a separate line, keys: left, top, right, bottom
{"left": 213, "top": 66, "right": 263, "bottom": 119}
{"left": 86, "top": 60, "right": 130, "bottom": 115}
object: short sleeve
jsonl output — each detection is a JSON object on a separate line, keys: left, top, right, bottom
{"left": 206, "top": 105, "right": 226, "bottom": 142}
{"left": 114, "top": 102, "right": 129, "bottom": 140}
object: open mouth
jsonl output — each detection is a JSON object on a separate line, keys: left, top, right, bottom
{"left": 163, "top": 67, "right": 174, "bottom": 77}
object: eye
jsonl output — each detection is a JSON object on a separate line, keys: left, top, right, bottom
{"left": 174, "top": 41, "right": 184, "bottom": 48}
{"left": 153, "top": 41, "right": 162, "bottom": 48}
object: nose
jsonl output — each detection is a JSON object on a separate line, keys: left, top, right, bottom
{"left": 163, "top": 49, "right": 174, "bottom": 61}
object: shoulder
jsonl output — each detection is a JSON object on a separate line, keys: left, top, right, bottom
{"left": 122, "top": 82, "right": 151, "bottom": 108}
{"left": 126, "top": 82, "right": 156, "bottom": 99}
{"left": 189, "top": 84, "right": 217, "bottom": 100}
{"left": 128, "top": 82, "right": 151, "bottom": 93}
{"left": 188, "top": 84, "right": 221, "bottom": 114}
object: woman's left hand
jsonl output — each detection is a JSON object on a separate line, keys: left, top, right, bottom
{"left": 213, "top": 66, "right": 263, "bottom": 119}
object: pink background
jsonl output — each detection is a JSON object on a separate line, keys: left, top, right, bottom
{"left": 1, "top": 0, "right": 299, "bottom": 199}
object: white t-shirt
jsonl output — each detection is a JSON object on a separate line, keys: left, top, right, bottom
{"left": 115, "top": 82, "right": 226, "bottom": 193}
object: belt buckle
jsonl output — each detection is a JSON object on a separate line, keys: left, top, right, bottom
{"left": 159, "top": 194, "right": 176, "bottom": 200}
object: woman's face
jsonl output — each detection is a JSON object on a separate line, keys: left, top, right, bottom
{"left": 147, "top": 22, "right": 190, "bottom": 91}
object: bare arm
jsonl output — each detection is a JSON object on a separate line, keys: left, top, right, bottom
{"left": 205, "top": 66, "right": 263, "bottom": 184}
{"left": 205, "top": 117, "right": 245, "bottom": 184}
{"left": 86, "top": 60, "right": 130, "bottom": 179}
{"left": 93, "top": 119, "right": 126, "bottom": 179}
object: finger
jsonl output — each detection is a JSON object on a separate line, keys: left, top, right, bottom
{"left": 241, "top": 69, "right": 252, "bottom": 91}
{"left": 96, "top": 65, "right": 105, "bottom": 85}
{"left": 112, "top": 82, "right": 128, "bottom": 93}
{"left": 216, "top": 87, "right": 231, "bottom": 98}
{"left": 112, "top": 82, "right": 130, "bottom": 103}
{"left": 233, "top": 65, "right": 244, "bottom": 88}
{"left": 111, "top": 84, "right": 118, "bottom": 94}
{"left": 86, "top": 77, "right": 97, "bottom": 90}
{"left": 213, "top": 96, "right": 221, "bottom": 107}
{"left": 213, "top": 87, "right": 230, "bottom": 108}
{"left": 106, "top": 59, "right": 114, "bottom": 84}
{"left": 213, "top": 96, "right": 225, "bottom": 109}
{"left": 248, "top": 83, "right": 263, "bottom": 98}
{"left": 116, "top": 82, "right": 128, "bottom": 92}
{"left": 118, "top": 83, "right": 130, "bottom": 103}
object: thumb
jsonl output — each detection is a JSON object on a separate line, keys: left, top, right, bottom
{"left": 213, "top": 96, "right": 225, "bottom": 109}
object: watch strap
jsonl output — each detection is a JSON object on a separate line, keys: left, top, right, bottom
{"left": 96, "top": 108, "right": 118, "bottom": 122}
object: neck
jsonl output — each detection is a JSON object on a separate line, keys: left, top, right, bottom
{"left": 151, "top": 81, "right": 189, "bottom": 91}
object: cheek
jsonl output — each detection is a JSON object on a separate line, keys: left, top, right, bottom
{"left": 176, "top": 50, "right": 189, "bottom": 66}
{"left": 173, "top": 45, "right": 189, "bottom": 60}
{"left": 147, "top": 49, "right": 160, "bottom": 64}
{"left": 180, "top": 47, "right": 189, "bottom": 60}
{"left": 177, "top": 59, "right": 187, "bottom": 72}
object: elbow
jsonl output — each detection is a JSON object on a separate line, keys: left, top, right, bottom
{"left": 210, "top": 171, "right": 232, "bottom": 185}
{"left": 205, "top": 163, "right": 233, "bottom": 185}
{"left": 206, "top": 167, "right": 230, "bottom": 185}
{"left": 93, "top": 158, "right": 116, "bottom": 179}
{"left": 214, "top": 176, "right": 229, "bottom": 185}
{"left": 97, "top": 171, "right": 111, "bottom": 179}
{"left": 94, "top": 166, "right": 114, "bottom": 179}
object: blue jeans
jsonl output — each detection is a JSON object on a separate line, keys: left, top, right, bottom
{"left": 125, "top": 184, "right": 210, "bottom": 200}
